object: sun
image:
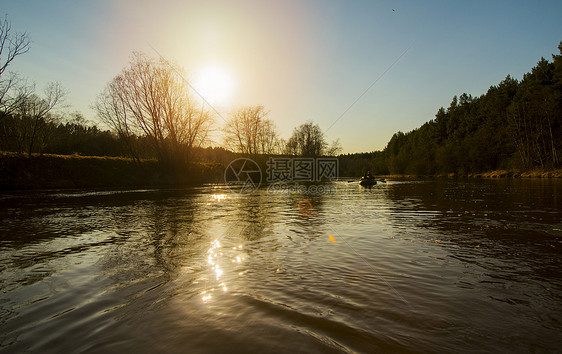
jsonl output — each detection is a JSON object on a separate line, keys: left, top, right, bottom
{"left": 192, "top": 65, "right": 234, "bottom": 107}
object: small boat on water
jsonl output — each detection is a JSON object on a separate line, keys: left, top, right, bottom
{"left": 359, "top": 177, "right": 377, "bottom": 186}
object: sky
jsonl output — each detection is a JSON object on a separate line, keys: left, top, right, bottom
{"left": 3, "top": 0, "right": 562, "bottom": 153}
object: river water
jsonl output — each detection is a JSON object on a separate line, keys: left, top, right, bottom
{"left": 0, "top": 179, "right": 561, "bottom": 353}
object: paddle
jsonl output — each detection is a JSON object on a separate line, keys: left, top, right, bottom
{"left": 347, "top": 177, "right": 386, "bottom": 183}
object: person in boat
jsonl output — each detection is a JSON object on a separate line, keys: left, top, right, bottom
{"left": 363, "top": 170, "right": 373, "bottom": 180}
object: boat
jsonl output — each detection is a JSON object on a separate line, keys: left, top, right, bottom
{"left": 359, "top": 177, "right": 377, "bottom": 186}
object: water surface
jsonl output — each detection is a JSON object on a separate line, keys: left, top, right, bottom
{"left": 1, "top": 179, "right": 561, "bottom": 352}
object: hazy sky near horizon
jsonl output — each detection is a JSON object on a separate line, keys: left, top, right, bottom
{"left": 3, "top": 0, "right": 562, "bottom": 153}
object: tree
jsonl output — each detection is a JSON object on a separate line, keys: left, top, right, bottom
{"left": 95, "top": 76, "right": 139, "bottom": 160}
{"left": 223, "top": 105, "right": 281, "bottom": 155}
{"left": 285, "top": 121, "right": 338, "bottom": 157}
{"left": 326, "top": 138, "right": 343, "bottom": 156}
{"left": 10, "top": 82, "right": 65, "bottom": 155}
{"left": 95, "top": 52, "right": 213, "bottom": 164}
{"left": 508, "top": 57, "right": 559, "bottom": 168}
{"left": 0, "top": 15, "right": 31, "bottom": 114}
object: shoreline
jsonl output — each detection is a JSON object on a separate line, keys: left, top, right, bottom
{"left": 0, "top": 152, "right": 224, "bottom": 190}
{"left": 376, "top": 169, "right": 562, "bottom": 179}
{"left": 2, "top": 152, "right": 561, "bottom": 191}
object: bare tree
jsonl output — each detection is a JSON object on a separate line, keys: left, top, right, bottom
{"left": 285, "top": 121, "right": 340, "bottom": 157}
{"left": 12, "top": 82, "right": 65, "bottom": 155}
{"left": 0, "top": 15, "right": 31, "bottom": 114}
{"left": 223, "top": 105, "right": 281, "bottom": 155}
{"left": 285, "top": 121, "right": 326, "bottom": 157}
{"left": 326, "top": 138, "right": 343, "bottom": 156}
{"left": 95, "top": 52, "right": 213, "bottom": 163}
{"left": 95, "top": 78, "right": 139, "bottom": 160}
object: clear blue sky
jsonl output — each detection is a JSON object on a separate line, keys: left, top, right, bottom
{"left": 4, "top": 0, "right": 562, "bottom": 153}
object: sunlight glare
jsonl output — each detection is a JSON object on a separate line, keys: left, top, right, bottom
{"left": 192, "top": 65, "right": 234, "bottom": 106}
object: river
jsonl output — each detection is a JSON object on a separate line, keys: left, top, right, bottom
{"left": 0, "top": 179, "right": 561, "bottom": 353}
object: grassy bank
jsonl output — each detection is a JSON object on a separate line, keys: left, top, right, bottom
{"left": 0, "top": 152, "right": 224, "bottom": 190}
{"left": 468, "top": 169, "right": 562, "bottom": 178}
{"left": 375, "top": 169, "right": 562, "bottom": 179}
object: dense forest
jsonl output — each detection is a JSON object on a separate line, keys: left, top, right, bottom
{"left": 340, "top": 42, "right": 562, "bottom": 176}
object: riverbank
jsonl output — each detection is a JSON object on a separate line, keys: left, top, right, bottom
{"left": 376, "top": 169, "right": 562, "bottom": 179}
{"left": 0, "top": 152, "right": 224, "bottom": 190}
{"left": 468, "top": 169, "right": 562, "bottom": 178}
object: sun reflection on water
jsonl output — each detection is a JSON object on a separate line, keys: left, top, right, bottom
{"left": 211, "top": 194, "right": 228, "bottom": 202}
{"left": 201, "top": 239, "right": 246, "bottom": 302}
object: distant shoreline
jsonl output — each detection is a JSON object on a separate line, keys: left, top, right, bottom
{"left": 376, "top": 169, "right": 562, "bottom": 179}
{"left": 2, "top": 152, "right": 561, "bottom": 191}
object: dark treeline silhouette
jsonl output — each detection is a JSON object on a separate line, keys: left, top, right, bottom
{"left": 0, "top": 112, "right": 123, "bottom": 156}
{"left": 340, "top": 42, "right": 562, "bottom": 176}
{"left": 0, "top": 110, "right": 241, "bottom": 164}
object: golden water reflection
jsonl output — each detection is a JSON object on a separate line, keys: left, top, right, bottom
{"left": 211, "top": 194, "right": 227, "bottom": 202}
{"left": 200, "top": 239, "right": 246, "bottom": 302}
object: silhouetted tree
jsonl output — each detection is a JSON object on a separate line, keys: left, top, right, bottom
{"left": 95, "top": 52, "right": 213, "bottom": 164}
{"left": 8, "top": 82, "right": 65, "bottom": 155}
{"left": 285, "top": 121, "right": 339, "bottom": 156}
{"left": 223, "top": 105, "right": 282, "bottom": 155}
{"left": 0, "top": 15, "right": 31, "bottom": 115}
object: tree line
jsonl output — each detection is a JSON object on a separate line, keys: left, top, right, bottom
{"left": 341, "top": 42, "right": 562, "bottom": 176}
{"left": 94, "top": 52, "right": 341, "bottom": 162}
{"left": 0, "top": 16, "right": 340, "bottom": 165}
{"left": 3, "top": 14, "right": 559, "bottom": 177}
